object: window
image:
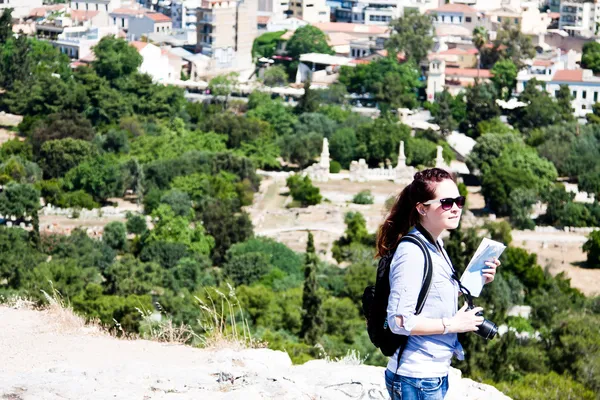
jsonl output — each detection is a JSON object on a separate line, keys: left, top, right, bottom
{"left": 156, "top": 27, "right": 160, "bottom": 32}
{"left": 306, "top": 3, "right": 313, "bottom": 6}
{"left": 96, "top": 4, "right": 99, "bottom": 10}
{"left": 498, "top": 17, "right": 501, "bottom": 22}
{"left": 583, "top": 90, "right": 587, "bottom": 99}
{"left": 573, "top": 90, "right": 577, "bottom": 98}
{"left": 465, "top": 16, "right": 471, "bottom": 22}
{"left": 583, "top": 105, "right": 587, "bottom": 109}
{"left": 594, "top": 92, "right": 598, "bottom": 102}
{"left": 450, "top": 16, "right": 454, "bottom": 23}
{"left": 113, "top": 17, "right": 117, "bottom": 24}
{"left": 514, "top": 18, "right": 518, "bottom": 23}
{"left": 555, "top": 90, "right": 560, "bottom": 97}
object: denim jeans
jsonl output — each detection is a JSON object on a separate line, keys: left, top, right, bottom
{"left": 385, "top": 369, "right": 449, "bottom": 400}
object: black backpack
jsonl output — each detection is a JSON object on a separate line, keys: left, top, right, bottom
{"left": 362, "top": 234, "right": 433, "bottom": 357}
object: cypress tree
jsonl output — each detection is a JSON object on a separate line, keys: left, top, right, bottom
{"left": 300, "top": 231, "right": 324, "bottom": 344}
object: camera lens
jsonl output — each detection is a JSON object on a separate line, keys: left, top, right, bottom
{"left": 477, "top": 319, "right": 498, "bottom": 340}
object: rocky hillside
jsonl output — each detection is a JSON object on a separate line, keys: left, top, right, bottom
{"left": 0, "top": 305, "right": 511, "bottom": 400}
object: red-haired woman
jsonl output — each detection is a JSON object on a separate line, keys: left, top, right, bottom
{"left": 378, "top": 168, "right": 499, "bottom": 400}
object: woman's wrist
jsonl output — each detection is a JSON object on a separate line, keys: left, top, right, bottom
{"left": 442, "top": 317, "right": 452, "bottom": 334}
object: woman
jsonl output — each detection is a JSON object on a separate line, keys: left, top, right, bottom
{"left": 376, "top": 168, "right": 500, "bottom": 400}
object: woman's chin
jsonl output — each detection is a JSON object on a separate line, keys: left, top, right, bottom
{"left": 445, "top": 217, "right": 461, "bottom": 229}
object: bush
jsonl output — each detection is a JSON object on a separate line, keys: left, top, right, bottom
{"left": 583, "top": 230, "right": 600, "bottom": 268}
{"left": 126, "top": 212, "right": 147, "bottom": 235}
{"left": 329, "top": 160, "right": 341, "bottom": 173}
{"left": 103, "top": 221, "right": 127, "bottom": 251}
{"left": 286, "top": 174, "right": 322, "bottom": 207}
{"left": 352, "top": 190, "right": 374, "bottom": 205}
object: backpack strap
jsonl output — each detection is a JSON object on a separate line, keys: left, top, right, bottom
{"left": 400, "top": 233, "right": 433, "bottom": 316}
{"left": 393, "top": 233, "right": 433, "bottom": 375}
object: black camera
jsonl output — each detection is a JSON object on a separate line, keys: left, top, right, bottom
{"left": 467, "top": 304, "right": 498, "bottom": 340}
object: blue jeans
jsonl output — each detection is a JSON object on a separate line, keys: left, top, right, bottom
{"left": 385, "top": 369, "right": 449, "bottom": 400}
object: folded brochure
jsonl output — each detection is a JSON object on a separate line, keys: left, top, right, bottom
{"left": 459, "top": 238, "right": 506, "bottom": 297}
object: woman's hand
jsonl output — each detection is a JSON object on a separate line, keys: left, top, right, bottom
{"left": 448, "top": 303, "right": 484, "bottom": 333}
{"left": 483, "top": 258, "right": 500, "bottom": 284}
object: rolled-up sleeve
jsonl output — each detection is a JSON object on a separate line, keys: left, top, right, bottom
{"left": 386, "top": 241, "right": 426, "bottom": 336}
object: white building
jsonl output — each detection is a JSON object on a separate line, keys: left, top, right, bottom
{"left": 130, "top": 41, "right": 183, "bottom": 82}
{"left": 352, "top": 0, "right": 400, "bottom": 25}
{"left": 0, "top": 0, "right": 43, "bottom": 19}
{"left": 128, "top": 12, "right": 172, "bottom": 40}
{"left": 516, "top": 49, "right": 579, "bottom": 92}
{"left": 547, "top": 69, "right": 600, "bottom": 117}
{"left": 288, "top": 0, "right": 330, "bottom": 23}
{"left": 397, "top": 0, "right": 440, "bottom": 15}
{"left": 69, "top": 0, "right": 122, "bottom": 13}
{"left": 109, "top": 6, "right": 146, "bottom": 29}
{"left": 171, "top": 0, "right": 202, "bottom": 30}
{"left": 447, "top": 0, "right": 522, "bottom": 12}
{"left": 53, "top": 25, "right": 120, "bottom": 60}
{"left": 559, "top": 0, "right": 600, "bottom": 38}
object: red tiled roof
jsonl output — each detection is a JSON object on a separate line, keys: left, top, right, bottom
{"left": 145, "top": 12, "right": 171, "bottom": 23}
{"left": 349, "top": 59, "right": 371, "bottom": 65}
{"left": 429, "top": 4, "right": 477, "bottom": 14}
{"left": 466, "top": 48, "right": 479, "bottom": 55}
{"left": 533, "top": 59, "right": 554, "bottom": 67}
{"left": 111, "top": 8, "right": 146, "bottom": 16}
{"left": 70, "top": 10, "right": 100, "bottom": 21}
{"left": 130, "top": 41, "right": 149, "bottom": 52}
{"left": 312, "top": 22, "right": 388, "bottom": 35}
{"left": 446, "top": 67, "right": 492, "bottom": 78}
{"left": 29, "top": 5, "right": 67, "bottom": 18}
{"left": 257, "top": 15, "right": 270, "bottom": 25}
{"left": 549, "top": 12, "right": 560, "bottom": 19}
{"left": 552, "top": 69, "right": 584, "bottom": 82}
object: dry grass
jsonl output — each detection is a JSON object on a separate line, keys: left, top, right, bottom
{"left": 195, "top": 283, "right": 265, "bottom": 350}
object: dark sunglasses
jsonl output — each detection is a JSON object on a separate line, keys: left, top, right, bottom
{"left": 422, "top": 196, "right": 466, "bottom": 211}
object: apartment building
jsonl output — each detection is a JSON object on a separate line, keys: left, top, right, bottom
{"left": 288, "top": 0, "right": 330, "bottom": 23}
{"left": 559, "top": 0, "right": 600, "bottom": 38}
{"left": 70, "top": 0, "right": 122, "bottom": 13}
{"left": 427, "top": 3, "right": 481, "bottom": 32}
{"left": 0, "top": 0, "right": 43, "bottom": 19}
{"left": 196, "top": 0, "right": 257, "bottom": 76}
{"left": 398, "top": 0, "right": 440, "bottom": 14}
{"left": 171, "top": 0, "right": 202, "bottom": 29}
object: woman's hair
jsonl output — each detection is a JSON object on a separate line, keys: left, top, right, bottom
{"left": 376, "top": 168, "right": 454, "bottom": 257}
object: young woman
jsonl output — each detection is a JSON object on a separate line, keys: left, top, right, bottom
{"left": 376, "top": 168, "right": 500, "bottom": 400}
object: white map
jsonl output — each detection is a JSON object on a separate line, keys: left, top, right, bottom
{"left": 460, "top": 238, "right": 506, "bottom": 297}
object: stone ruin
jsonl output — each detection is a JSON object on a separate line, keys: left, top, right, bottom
{"left": 304, "top": 139, "right": 452, "bottom": 183}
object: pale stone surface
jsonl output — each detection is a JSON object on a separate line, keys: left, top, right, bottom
{"left": 0, "top": 306, "right": 511, "bottom": 400}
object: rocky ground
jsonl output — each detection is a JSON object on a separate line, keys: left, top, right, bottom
{"left": 0, "top": 305, "right": 511, "bottom": 400}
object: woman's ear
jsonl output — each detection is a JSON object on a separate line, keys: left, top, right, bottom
{"left": 416, "top": 205, "right": 426, "bottom": 216}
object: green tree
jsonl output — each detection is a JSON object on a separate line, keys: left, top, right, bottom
{"left": 30, "top": 111, "right": 95, "bottom": 153}
{"left": 286, "top": 175, "right": 322, "bottom": 207}
{"left": 223, "top": 251, "right": 272, "bottom": 286}
{"left": 159, "top": 189, "right": 192, "bottom": 218}
{"left": 262, "top": 65, "right": 288, "bottom": 87}
{"left": 583, "top": 230, "right": 600, "bottom": 268}
{"left": 39, "top": 139, "right": 95, "bottom": 179}
{"left": 0, "top": 182, "right": 40, "bottom": 220}
{"left": 586, "top": 102, "right": 600, "bottom": 124}
{"left": 493, "top": 20, "right": 536, "bottom": 69}
{"left": 352, "top": 190, "right": 374, "bottom": 205}
{"left": 556, "top": 84, "right": 575, "bottom": 123}
{"left": 581, "top": 41, "right": 600, "bottom": 74}
{"left": 464, "top": 82, "right": 500, "bottom": 138}
{"left": 63, "top": 155, "right": 124, "bottom": 202}
{"left": 146, "top": 205, "right": 214, "bottom": 256}
{"left": 508, "top": 187, "right": 537, "bottom": 229}
{"left": 329, "top": 127, "right": 357, "bottom": 168}
{"left": 125, "top": 212, "right": 147, "bottom": 235}
{"left": 432, "top": 89, "right": 457, "bottom": 135}
{"left": 491, "top": 59, "right": 518, "bottom": 100}
{"left": 386, "top": 10, "right": 434, "bottom": 64}
{"left": 509, "top": 78, "right": 561, "bottom": 131}
{"left": 208, "top": 72, "right": 239, "bottom": 110}
{"left": 252, "top": 30, "right": 285, "bottom": 59}
{"left": 339, "top": 57, "right": 420, "bottom": 109}
{"left": 296, "top": 79, "right": 320, "bottom": 114}
{"left": 480, "top": 144, "right": 557, "bottom": 215}
{"left": 285, "top": 25, "right": 334, "bottom": 60}
{"left": 103, "top": 221, "right": 127, "bottom": 251}
{"left": 300, "top": 232, "right": 324, "bottom": 344}
{"left": 0, "top": 8, "right": 12, "bottom": 43}
{"left": 472, "top": 26, "right": 488, "bottom": 63}
{"left": 92, "top": 36, "right": 143, "bottom": 81}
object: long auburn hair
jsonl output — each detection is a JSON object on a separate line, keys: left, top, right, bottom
{"left": 376, "top": 168, "right": 454, "bottom": 258}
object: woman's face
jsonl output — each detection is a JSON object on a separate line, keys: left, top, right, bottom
{"left": 420, "top": 179, "right": 462, "bottom": 231}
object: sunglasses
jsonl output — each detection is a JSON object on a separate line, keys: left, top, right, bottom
{"left": 422, "top": 196, "right": 466, "bottom": 211}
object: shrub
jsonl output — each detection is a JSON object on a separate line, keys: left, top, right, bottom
{"left": 286, "top": 174, "right": 322, "bottom": 207}
{"left": 352, "top": 190, "right": 374, "bottom": 205}
{"left": 329, "top": 160, "right": 342, "bottom": 173}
